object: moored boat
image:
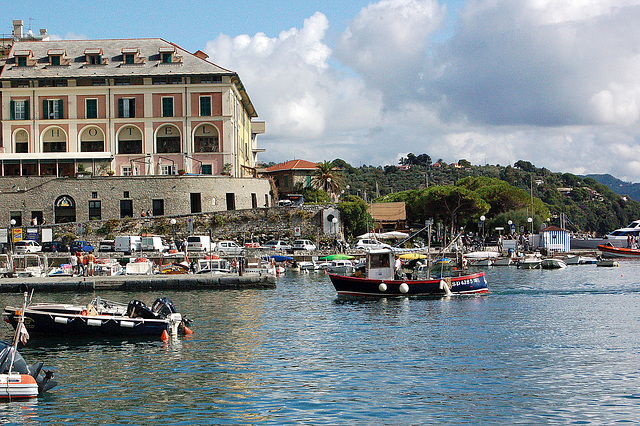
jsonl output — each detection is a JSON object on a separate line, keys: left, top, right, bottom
{"left": 3, "top": 296, "right": 191, "bottom": 338}
{"left": 329, "top": 249, "right": 487, "bottom": 297}
{"left": 0, "top": 293, "right": 57, "bottom": 399}
{"left": 597, "top": 244, "right": 640, "bottom": 258}
{"left": 540, "top": 258, "right": 568, "bottom": 269}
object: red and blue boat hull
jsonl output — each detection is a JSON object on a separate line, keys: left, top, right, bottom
{"left": 329, "top": 271, "right": 488, "bottom": 297}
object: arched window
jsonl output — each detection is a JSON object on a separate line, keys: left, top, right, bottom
{"left": 118, "top": 125, "right": 143, "bottom": 154}
{"left": 14, "top": 129, "right": 29, "bottom": 153}
{"left": 54, "top": 195, "right": 76, "bottom": 223}
{"left": 156, "top": 125, "right": 181, "bottom": 153}
{"left": 43, "top": 127, "right": 67, "bottom": 152}
{"left": 80, "top": 126, "right": 105, "bottom": 152}
{"left": 194, "top": 124, "right": 220, "bottom": 152}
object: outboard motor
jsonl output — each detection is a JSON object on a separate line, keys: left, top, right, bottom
{"left": 126, "top": 300, "right": 157, "bottom": 319}
{"left": 151, "top": 297, "right": 177, "bottom": 318}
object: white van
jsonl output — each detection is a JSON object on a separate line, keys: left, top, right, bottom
{"left": 187, "top": 235, "right": 213, "bottom": 252}
{"left": 141, "top": 236, "right": 168, "bottom": 252}
{"left": 114, "top": 236, "right": 142, "bottom": 254}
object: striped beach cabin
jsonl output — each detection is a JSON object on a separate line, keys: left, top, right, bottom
{"left": 540, "top": 226, "right": 570, "bottom": 252}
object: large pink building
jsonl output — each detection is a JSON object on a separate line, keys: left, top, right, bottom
{"left": 0, "top": 32, "right": 265, "bottom": 178}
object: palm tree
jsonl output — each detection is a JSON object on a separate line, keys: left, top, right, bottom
{"left": 312, "top": 160, "right": 344, "bottom": 198}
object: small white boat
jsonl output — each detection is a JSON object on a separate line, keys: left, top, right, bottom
{"left": 492, "top": 257, "right": 514, "bottom": 266}
{"left": 565, "top": 255, "right": 598, "bottom": 265}
{"left": 472, "top": 258, "right": 493, "bottom": 267}
{"left": 0, "top": 292, "right": 57, "bottom": 399}
{"left": 13, "top": 254, "right": 45, "bottom": 277}
{"left": 326, "top": 260, "right": 355, "bottom": 275}
{"left": 540, "top": 258, "right": 568, "bottom": 269}
{"left": 48, "top": 263, "right": 73, "bottom": 277}
{"left": 518, "top": 258, "right": 541, "bottom": 269}
{"left": 95, "top": 258, "right": 124, "bottom": 276}
{"left": 125, "top": 258, "right": 155, "bottom": 275}
{"left": 596, "top": 259, "right": 620, "bottom": 267}
{"left": 464, "top": 251, "right": 501, "bottom": 260}
{"left": 197, "top": 258, "right": 231, "bottom": 274}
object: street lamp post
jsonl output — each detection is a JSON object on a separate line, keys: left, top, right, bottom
{"left": 170, "top": 219, "right": 177, "bottom": 249}
{"left": 480, "top": 215, "right": 486, "bottom": 248}
{"left": 9, "top": 219, "right": 15, "bottom": 254}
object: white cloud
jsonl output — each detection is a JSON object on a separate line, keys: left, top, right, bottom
{"left": 203, "top": 0, "right": 640, "bottom": 182}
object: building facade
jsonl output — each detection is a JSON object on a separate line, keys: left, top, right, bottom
{"left": 0, "top": 23, "right": 271, "bottom": 224}
{"left": 263, "top": 159, "right": 318, "bottom": 199}
{"left": 0, "top": 35, "right": 265, "bottom": 178}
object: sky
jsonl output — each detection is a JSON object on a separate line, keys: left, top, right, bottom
{"left": 8, "top": 0, "right": 640, "bottom": 182}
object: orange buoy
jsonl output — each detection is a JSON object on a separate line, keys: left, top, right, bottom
{"left": 183, "top": 326, "right": 193, "bottom": 335}
{"left": 161, "top": 330, "right": 170, "bottom": 341}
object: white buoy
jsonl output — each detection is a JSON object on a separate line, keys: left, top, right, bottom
{"left": 440, "top": 279, "right": 453, "bottom": 296}
{"left": 378, "top": 282, "right": 387, "bottom": 292}
{"left": 399, "top": 282, "right": 409, "bottom": 293}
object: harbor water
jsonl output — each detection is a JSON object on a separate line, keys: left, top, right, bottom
{"left": 3, "top": 261, "right": 640, "bottom": 424}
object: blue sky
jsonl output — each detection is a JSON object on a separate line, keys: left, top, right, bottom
{"left": 8, "top": 0, "right": 640, "bottom": 182}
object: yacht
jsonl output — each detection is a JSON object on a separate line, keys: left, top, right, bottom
{"left": 606, "top": 220, "right": 640, "bottom": 240}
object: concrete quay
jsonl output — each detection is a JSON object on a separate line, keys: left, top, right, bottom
{"left": 0, "top": 273, "right": 276, "bottom": 294}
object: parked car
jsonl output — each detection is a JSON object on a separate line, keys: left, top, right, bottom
{"left": 355, "top": 239, "right": 392, "bottom": 250}
{"left": 215, "top": 240, "right": 244, "bottom": 256}
{"left": 14, "top": 241, "right": 42, "bottom": 253}
{"left": 98, "top": 240, "right": 115, "bottom": 252}
{"left": 41, "top": 241, "right": 68, "bottom": 252}
{"left": 186, "top": 235, "right": 214, "bottom": 252}
{"left": 262, "top": 240, "right": 292, "bottom": 251}
{"left": 69, "top": 240, "right": 94, "bottom": 253}
{"left": 292, "top": 239, "right": 317, "bottom": 251}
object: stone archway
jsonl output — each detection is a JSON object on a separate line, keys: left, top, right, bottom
{"left": 54, "top": 195, "right": 76, "bottom": 223}
{"left": 194, "top": 123, "right": 220, "bottom": 152}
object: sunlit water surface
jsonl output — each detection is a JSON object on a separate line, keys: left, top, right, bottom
{"left": 2, "top": 261, "right": 640, "bottom": 424}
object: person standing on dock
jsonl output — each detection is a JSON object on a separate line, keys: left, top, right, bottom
{"left": 70, "top": 252, "right": 78, "bottom": 276}
{"left": 86, "top": 251, "right": 96, "bottom": 276}
{"left": 76, "top": 252, "right": 85, "bottom": 276}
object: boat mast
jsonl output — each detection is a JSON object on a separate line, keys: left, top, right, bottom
{"left": 8, "top": 291, "right": 29, "bottom": 374}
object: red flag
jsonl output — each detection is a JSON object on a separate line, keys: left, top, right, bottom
{"left": 18, "top": 323, "right": 29, "bottom": 345}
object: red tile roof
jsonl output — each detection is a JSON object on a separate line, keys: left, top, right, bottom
{"left": 265, "top": 159, "right": 318, "bottom": 172}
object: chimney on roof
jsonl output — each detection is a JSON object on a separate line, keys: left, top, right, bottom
{"left": 194, "top": 50, "right": 209, "bottom": 60}
{"left": 12, "top": 20, "right": 23, "bottom": 40}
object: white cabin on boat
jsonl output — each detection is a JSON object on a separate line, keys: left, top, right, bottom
{"left": 366, "top": 250, "right": 395, "bottom": 280}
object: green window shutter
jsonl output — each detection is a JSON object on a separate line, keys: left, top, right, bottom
{"left": 200, "top": 96, "right": 211, "bottom": 116}
{"left": 58, "top": 100, "right": 64, "bottom": 119}
{"left": 162, "top": 97, "right": 173, "bottom": 117}
{"left": 10, "top": 100, "right": 15, "bottom": 120}
{"left": 24, "top": 100, "right": 29, "bottom": 120}
{"left": 42, "top": 100, "right": 49, "bottom": 120}
{"left": 130, "top": 98, "right": 135, "bottom": 118}
{"left": 118, "top": 98, "right": 124, "bottom": 118}
{"left": 87, "top": 99, "right": 97, "bottom": 119}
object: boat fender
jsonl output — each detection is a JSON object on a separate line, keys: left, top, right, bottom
{"left": 378, "top": 282, "right": 387, "bottom": 292}
{"left": 399, "top": 283, "right": 409, "bottom": 294}
{"left": 81, "top": 309, "right": 87, "bottom": 316}
{"left": 161, "top": 330, "right": 170, "bottom": 341}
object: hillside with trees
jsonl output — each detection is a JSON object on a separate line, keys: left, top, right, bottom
{"left": 276, "top": 156, "right": 640, "bottom": 238}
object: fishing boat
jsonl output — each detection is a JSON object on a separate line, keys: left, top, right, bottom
{"left": 597, "top": 244, "right": 640, "bottom": 258}
{"left": 329, "top": 249, "right": 487, "bottom": 297}
{"left": 94, "top": 258, "right": 124, "bottom": 276}
{"left": 12, "top": 254, "right": 45, "bottom": 277}
{"left": 3, "top": 296, "right": 191, "bottom": 338}
{"left": 0, "top": 293, "right": 57, "bottom": 399}
{"left": 197, "top": 257, "right": 231, "bottom": 274}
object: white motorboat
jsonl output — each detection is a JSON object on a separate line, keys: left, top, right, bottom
{"left": 518, "top": 257, "right": 542, "bottom": 269}
{"left": 12, "top": 254, "right": 45, "bottom": 277}
{"left": 540, "top": 258, "right": 568, "bottom": 269}
{"left": 492, "top": 257, "right": 515, "bottom": 266}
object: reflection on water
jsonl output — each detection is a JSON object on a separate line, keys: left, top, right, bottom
{"left": 2, "top": 261, "right": 640, "bottom": 423}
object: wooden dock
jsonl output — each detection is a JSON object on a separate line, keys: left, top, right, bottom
{"left": 0, "top": 273, "right": 276, "bottom": 293}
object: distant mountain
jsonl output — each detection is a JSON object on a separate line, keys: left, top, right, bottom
{"left": 586, "top": 174, "right": 640, "bottom": 201}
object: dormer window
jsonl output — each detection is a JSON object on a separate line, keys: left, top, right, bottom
{"left": 14, "top": 50, "right": 36, "bottom": 67}
{"left": 47, "top": 49, "right": 70, "bottom": 66}
{"left": 84, "top": 48, "right": 106, "bottom": 65}
{"left": 158, "top": 46, "right": 182, "bottom": 64}
{"left": 121, "top": 47, "right": 144, "bottom": 65}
